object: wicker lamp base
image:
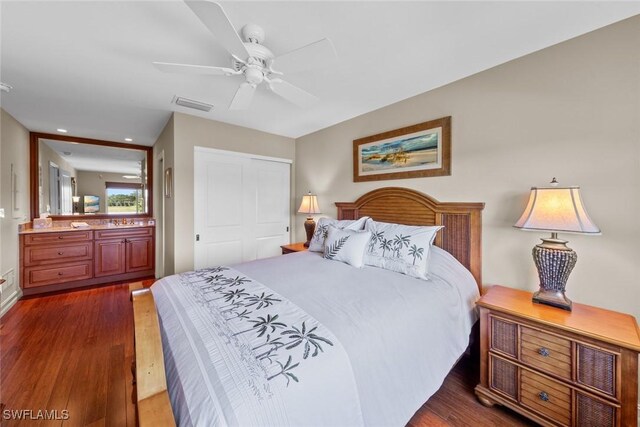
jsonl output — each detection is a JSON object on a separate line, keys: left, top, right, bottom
{"left": 532, "top": 235, "right": 577, "bottom": 311}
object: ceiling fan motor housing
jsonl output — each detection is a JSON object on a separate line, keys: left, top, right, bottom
{"left": 241, "top": 23, "right": 265, "bottom": 44}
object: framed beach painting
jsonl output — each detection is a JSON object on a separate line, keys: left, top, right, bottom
{"left": 353, "top": 116, "right": 451, "bottom": 182}
{"left": 84, "top": 195, "right": 100, "bottom": 213}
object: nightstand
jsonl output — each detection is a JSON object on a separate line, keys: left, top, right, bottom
{"left": 475, "top": 285, "right": 639, "bottom": 427}
{"left": 280, "top": 242, "right": 308, "bottom": 255}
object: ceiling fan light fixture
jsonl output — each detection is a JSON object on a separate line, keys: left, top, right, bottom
{"left": 174, "top": 96, "right": 214, "bottom": 112}
{"left": 156, "top": 2, "right": 335, "bottom": 110}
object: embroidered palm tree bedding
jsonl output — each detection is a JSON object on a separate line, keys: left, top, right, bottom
{"left": 150, "top": 246, "right": 479, "bottom": 426}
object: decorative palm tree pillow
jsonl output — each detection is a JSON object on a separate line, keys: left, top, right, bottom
{"left": 308, "top": 217, "right": 369, "bottom": 252}
{"left": 364, "top": 219, "right": 443, "bottom": 280}
{"left": 323, "top": 226, "right": 372, "bottom": 268}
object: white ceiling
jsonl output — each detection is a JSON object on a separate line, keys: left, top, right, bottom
{"left": 42, "top": 139, "right": 145, "bottom": 175}
{"left": 2, "top": 2, "right": 639, "bottom": 145}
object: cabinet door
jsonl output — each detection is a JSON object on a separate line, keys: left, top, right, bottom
{"left": 126, "top": 236, "right": 153, "bottom": 273}
{"left": 95, "top": 239, "right": 126, "bottom": 277}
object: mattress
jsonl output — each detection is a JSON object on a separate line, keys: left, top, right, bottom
{"left": 151, "top": 246, "right": 479, "bottom": 426}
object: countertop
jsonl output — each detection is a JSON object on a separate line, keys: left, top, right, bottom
{"left": 19, "top": 222, "right": 155, "bottom": 235}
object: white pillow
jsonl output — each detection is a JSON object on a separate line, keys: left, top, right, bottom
{"left": 308, "top": 216, "right": 369, "bottom": 252}
{"left": 323, "top": 226, "right": 372, "bottom": 268}
{"left": 364, "top": 219, "right": 443, "bottom": 279}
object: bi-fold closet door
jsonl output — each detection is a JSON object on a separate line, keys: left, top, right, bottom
{"left": 194, "top": 148, "right": 291, "bottom": 270}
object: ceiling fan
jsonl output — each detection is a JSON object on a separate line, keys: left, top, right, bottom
{"left": 153, "top": 1, "right": 336, "bottom": 110}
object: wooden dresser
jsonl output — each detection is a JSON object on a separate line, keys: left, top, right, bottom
{"left": 475, "top": 285, "right": 640, "bottom": 427}
{"left": 20, "top": 225, "right": 155, "bottom": 296}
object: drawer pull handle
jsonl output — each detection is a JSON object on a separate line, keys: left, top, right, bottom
{"left": 538, "top": 391, "right": 549, "bottom": 402}
{"left": 58, "top": 236, "right": 63, "bottom": 239}
{"left": 58, "top": 252, "right": 64, "bottom": 255}
{"left": 58, "top": 272, "right": 63, "bottom": 276}
{"left": 538, "top": 347, "right": 550, "bottom": 357}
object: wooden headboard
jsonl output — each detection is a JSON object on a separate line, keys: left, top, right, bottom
{"left": 336, "top": 187, "right": 484, "bottom": 291}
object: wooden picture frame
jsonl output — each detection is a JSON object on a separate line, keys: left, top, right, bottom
{"left": 353, "top": 116, "right": 451, "bottom": 182}
{"left": 164, "top": 167, "right": 173, "bottom": 198}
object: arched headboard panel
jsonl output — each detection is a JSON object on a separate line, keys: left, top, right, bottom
{"left": 336, "top": 187, "right": 484, "bottom": 291}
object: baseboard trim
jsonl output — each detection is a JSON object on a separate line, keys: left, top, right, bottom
{"left": 0, "top": 288, "right": 21, "bottom": 317}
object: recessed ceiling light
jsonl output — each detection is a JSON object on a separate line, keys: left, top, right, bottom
{"left": 63, "top": 151, "right": 72, "bottom": 156}
{"left": 124, "top": 138, "right": 133, "bottom": 142}
{"left": 57, "top": 128, "right": 68, "bottom": 133}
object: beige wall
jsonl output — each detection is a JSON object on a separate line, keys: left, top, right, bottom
{"left": 0, "top": 109, "right": 30, "bottom": 314}
{"left": 39, "top": 142, "right": 77, "bottom": 214}
{"left": 156, "top": 112, "right": 296, "bottom": 274}
{"left": 296, "top": 16, "right": 640, "bottom": 321}
{"left": 153, "top": 115, "right": 175, "bottom": 276}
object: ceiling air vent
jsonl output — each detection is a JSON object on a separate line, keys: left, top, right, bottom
{"left": 174, "top": 96, "right": 213, "bottom": 112}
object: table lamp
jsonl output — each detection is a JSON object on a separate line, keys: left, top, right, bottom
{"left": 514, "top": 178, "right": 600, "bottom": 311}
{"left": 72, "top": 196, "right": 81, "bottom": 214}
{"left": 298, "top": 192, "right": 321, "bottom": 247}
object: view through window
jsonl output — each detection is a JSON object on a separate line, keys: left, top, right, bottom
{"left": 106, "top": 182, "right": 145, "bottom": 214}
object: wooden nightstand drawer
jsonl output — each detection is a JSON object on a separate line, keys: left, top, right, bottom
{"left": 575, "top": 391, "right": 617, "bottom": 427}
{"left": 520, "top": 326, "right": 572, "bottom": 381}
{"left": 489, "top": 354, "right": 518, "bottom": 401}
{"left": 520, "top": 369, "right": 571, "bottom": 426}
{"left": 576, "top": 343, "right": 617, "bottom": 398}
{"left": 490, "top": 315, "right": 518, "bottom": 358}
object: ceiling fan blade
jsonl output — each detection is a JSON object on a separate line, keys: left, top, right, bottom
{"left": 274, "top": 38, "right": 337, "bottom": 74}
{"left": 185, "top": 1, "right": 250, "bottom": 60}
{"left": 269, "top": 79, "right": 318, "bottom": 108}
{"left": 229, "top": 82, "right": 256, "bottom": 110}
{"left": 152, "top": 62, "right": 238, "bottom": 76}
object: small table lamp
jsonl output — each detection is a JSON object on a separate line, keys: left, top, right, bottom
{"left": 298, "top": 192, "right": 321, "bottom": 247}
{"left": 514, "top": 178, "right": 600, "bottom": 311}
{"left": 72, "top": 196, "right": 81, "bottom": 214}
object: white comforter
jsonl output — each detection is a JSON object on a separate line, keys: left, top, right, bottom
{"left": 151, "top": 246, "right": 479, "bottom": 426}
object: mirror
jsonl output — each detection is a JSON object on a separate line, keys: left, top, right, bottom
{"left": 29, "top": 133, "right": 153, "bottom": 220}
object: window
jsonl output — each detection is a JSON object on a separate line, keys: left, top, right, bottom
{"left": 105, "top": 182, "right": 145, "bottom": 214}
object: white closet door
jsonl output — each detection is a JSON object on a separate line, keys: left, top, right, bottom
{"left": 253, "top": 159, "right": 290, "bottom": 260}
{"left": 194, "top": 149, "right": 290, "bottom": 270}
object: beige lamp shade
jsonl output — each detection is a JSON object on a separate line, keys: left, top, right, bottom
{"left": 514, "top": 186, "right": 600, "bottom": 234}
{"left": 298, "top": 193, "right": 321, "bottom": 215}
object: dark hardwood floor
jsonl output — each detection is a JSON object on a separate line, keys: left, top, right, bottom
{"left": 1, "top": 281, "right": 536, "bottom": 427}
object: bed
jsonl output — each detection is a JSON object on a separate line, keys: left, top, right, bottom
{"left": 131, "top": 187, "right": 484, "bottom": 427}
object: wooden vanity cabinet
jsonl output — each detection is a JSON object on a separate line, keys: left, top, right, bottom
{"left": 20, "top": 226, "right": 155, "bottom": 296}
{"left": 94, "top": 228, "right": 154, "bottom": 277}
